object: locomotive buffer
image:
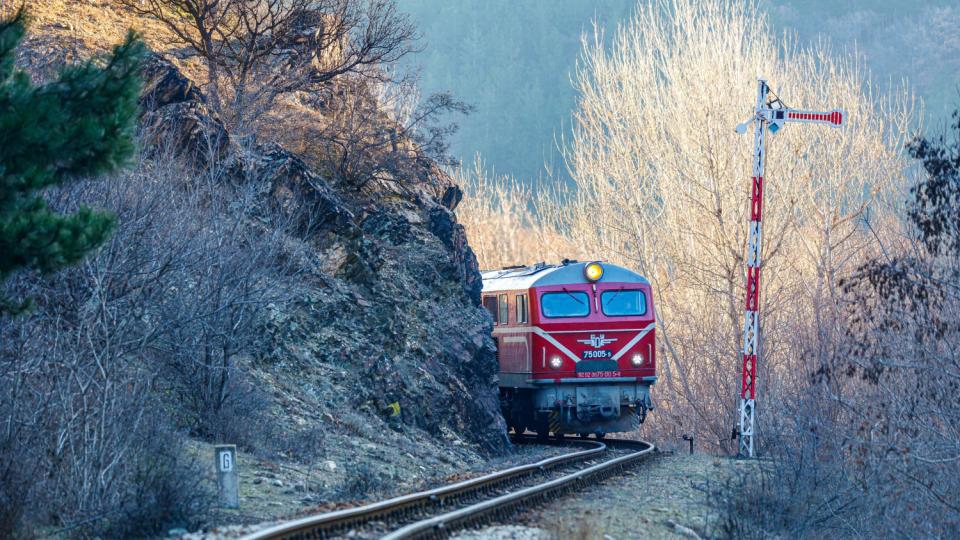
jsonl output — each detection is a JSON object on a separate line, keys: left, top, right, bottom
{"left": 733, "top": 79, "right": 844, "bottom": 458}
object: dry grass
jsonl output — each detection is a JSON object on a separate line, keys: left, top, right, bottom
{"left": 10, "top": 0, "right": 206, "bottom": 82}
{"left": 13, "top": 1, "right": 167, "bottom": 48}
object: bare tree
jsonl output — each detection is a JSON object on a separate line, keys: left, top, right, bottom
{"left": 700, "top": 112, "right": 960, "bottom": 538}
{"left": 120, "top": 0, "right": 419, "bottom": 133}
{"left": 831, "top": 116, "right": 960, "bottom": 536}
{"left": 293, "top": 77, "right": 470, "bottom": 190}
{"left": 546, "top": 0, "right": 916, "bottom": 453}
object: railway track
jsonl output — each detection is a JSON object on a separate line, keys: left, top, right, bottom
{"left": 240, "top": 436, "right": 655, "bottom": 540}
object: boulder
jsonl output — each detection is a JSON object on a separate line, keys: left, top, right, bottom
{"left": 139, "top": 101, "right": 230, "bottom": 169}
{"left": 137, "top": 55, "right": 229, "bottom": 169}
{"left": 249, "top": 143, "right": 354, "bottom": 235}
{"left": 428, "top": 205, "right": 484, "bottom": 304}
{"left": 138, "top": 54, "right": 204, "bottom": 111}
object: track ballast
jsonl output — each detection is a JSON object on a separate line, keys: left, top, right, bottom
{"left": 240, "top": 436, "right": 655, "bottom": 540}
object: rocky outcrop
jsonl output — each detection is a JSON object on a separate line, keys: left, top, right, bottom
{"left": 428, "top": 204, "right": 484, "bottom": 304}
{"left": 139, "top": 55, "right": 203, "bottom": 108}
{"left": 249, "top": 143, "right": 355, "bottom": 235}
{"left": 138, "top": 55, "right": 229, "bottom": 168}
{"left": 137, "top": 57, "right": 508, "bottom": 455}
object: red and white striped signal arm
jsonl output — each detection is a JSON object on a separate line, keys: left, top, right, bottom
{"left": 782, "top": 108, "right": 845, "bottom": 127}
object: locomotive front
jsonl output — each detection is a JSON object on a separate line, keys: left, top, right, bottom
{"left": 482, "top": 261, "right": 656, "bottom": 438}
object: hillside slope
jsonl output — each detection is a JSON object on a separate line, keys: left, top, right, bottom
{"left": 131, "top": 14, "right": 511, "bottom": 466}
{"left": 1, "top": 2, "right": 508, "bottom": 535}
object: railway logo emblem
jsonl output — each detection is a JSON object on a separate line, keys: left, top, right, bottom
{"left": 577, "top": 334, "right": 617, "bottom": 349}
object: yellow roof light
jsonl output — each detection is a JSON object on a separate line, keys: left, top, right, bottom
{"left": 584, "top": 262, "right": 604, "bottom": 282}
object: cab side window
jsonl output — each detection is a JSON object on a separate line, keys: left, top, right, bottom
{"left": 516, "top": 294, "right": 528, "bottom": 323}
{"left": 498, "top": 294, "right": 509, "bottom": 325}
{"left": 482, "top": 296, "right": 499, "bottom": 323}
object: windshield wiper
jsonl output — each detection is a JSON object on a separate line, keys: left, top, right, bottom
{"left": 562, "top": 287, "right": 585, "bottom": 304}
{"left": 607, "top": 286, "right": 624, "bottom": 302}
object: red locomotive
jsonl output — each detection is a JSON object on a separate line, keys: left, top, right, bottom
{"left": 481, "top": 260, "right": 656, "bottom": 438}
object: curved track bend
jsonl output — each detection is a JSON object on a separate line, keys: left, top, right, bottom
{"left": 241, "top": 436, "right": 655, "bottom": 540}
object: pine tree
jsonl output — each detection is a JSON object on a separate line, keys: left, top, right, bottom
{"left": 0, "top": 10, "right": 144, "bottom": 312}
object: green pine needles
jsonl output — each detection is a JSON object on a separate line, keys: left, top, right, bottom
{"left": 0, "top": 9, "right": 144, "bottom": 312}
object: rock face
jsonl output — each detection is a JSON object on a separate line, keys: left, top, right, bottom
{"left": 138, "top": 55, "right": 230, "bottom": 168}
{"left": 138, "top": 56, "right": 508, "bottom": 456}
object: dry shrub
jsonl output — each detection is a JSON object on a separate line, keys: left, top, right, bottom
{"left": 119, "top": 0, "right": 419, "bottom": 135}
{"left": 454, "top": 156, "right": 582, "bottom": 270}
{"left": 0, "top": 143, "right": 306, "bottom": 536}
{"left": 66, "top": 421, "right": 211, "bottom": 539}
{"left": 0, "top": 333, "right": 210, "bottom": 539}
{"left": 269, "top": 78, "right": 469, "bottom": 191}
{"left": 341, "top": 462, "right": 392, "bottom": 500}
{"left": 698, "top": 389, "right": 863, "bottom": 538}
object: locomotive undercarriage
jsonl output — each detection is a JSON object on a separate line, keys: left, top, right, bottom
{"left": 501, "top": 383, "right": 653, "bottom": 437}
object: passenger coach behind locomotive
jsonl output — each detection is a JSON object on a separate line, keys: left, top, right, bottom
{"left": 481, "top": 261, "right": 656, "bottom": 438}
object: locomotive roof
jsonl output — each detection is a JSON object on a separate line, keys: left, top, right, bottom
{"left": 481, "top": 261, "right": 649, "bottom": 292}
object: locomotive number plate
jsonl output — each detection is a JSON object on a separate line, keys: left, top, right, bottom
{"left": 581, "top": 350, "right": 613, "bottom": 359}
{"left": 576, "top": 370, "right": 621, "bottom": 378}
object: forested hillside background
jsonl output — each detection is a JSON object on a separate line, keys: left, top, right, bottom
{"left": 404, "top": 0, "right": 960, "bottom": 184}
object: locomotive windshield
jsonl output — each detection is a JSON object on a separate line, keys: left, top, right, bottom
{"left": 601, "top": 289, "right": 647, "bottom": 316}
{"left": 540, "top": 291, "right": 590, "bottom": 318}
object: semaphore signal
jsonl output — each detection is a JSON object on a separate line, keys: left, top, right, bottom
{"left": 733, "top": 79, "right": 845, "bottom": 458}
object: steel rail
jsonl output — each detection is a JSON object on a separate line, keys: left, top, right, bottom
{"left": 382, "top": 439, "right": 654, "bottom": 540}
{"left": 240, "top": 438, "right": 606, "bottom": 540}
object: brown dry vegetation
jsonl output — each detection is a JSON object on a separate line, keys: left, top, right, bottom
{"left": 9, "top": 0, "right": 199, "bottom": 81}
{"left": 11, "top": 0, "right": 460, "bottom": 191}
{"left": 12, "top": 0, "right": 172, "bottom": 48}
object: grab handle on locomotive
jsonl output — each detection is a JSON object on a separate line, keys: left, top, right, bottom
{"left": 636, "top": 400, "right": 648, "bottom": 424}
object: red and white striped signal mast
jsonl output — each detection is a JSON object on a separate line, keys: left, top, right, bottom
{"left": 733, "top": 78, "right": 844, "bottom": 457}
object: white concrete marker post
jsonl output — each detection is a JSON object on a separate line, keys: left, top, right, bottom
{"left": 215, "top": 444, "right": 239, "bottom": 508}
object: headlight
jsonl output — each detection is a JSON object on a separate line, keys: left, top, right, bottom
{"left": 584, "top": 262, "right": 604, "bottom": 282}
{"left": 549, "top": 356, "right": 563, "bottom": 369}
{"left": 631, "top": 353, "right": 644, "bottom": 366}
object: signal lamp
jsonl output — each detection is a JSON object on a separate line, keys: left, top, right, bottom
{"left": 631, "top": 353, "right": 645, "bottom": 366}
{"left": 549, "top": 356, "right": 563, "bottom": 369}
{"left": 584, "top": 262, "right": 604, "bottom": 282}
